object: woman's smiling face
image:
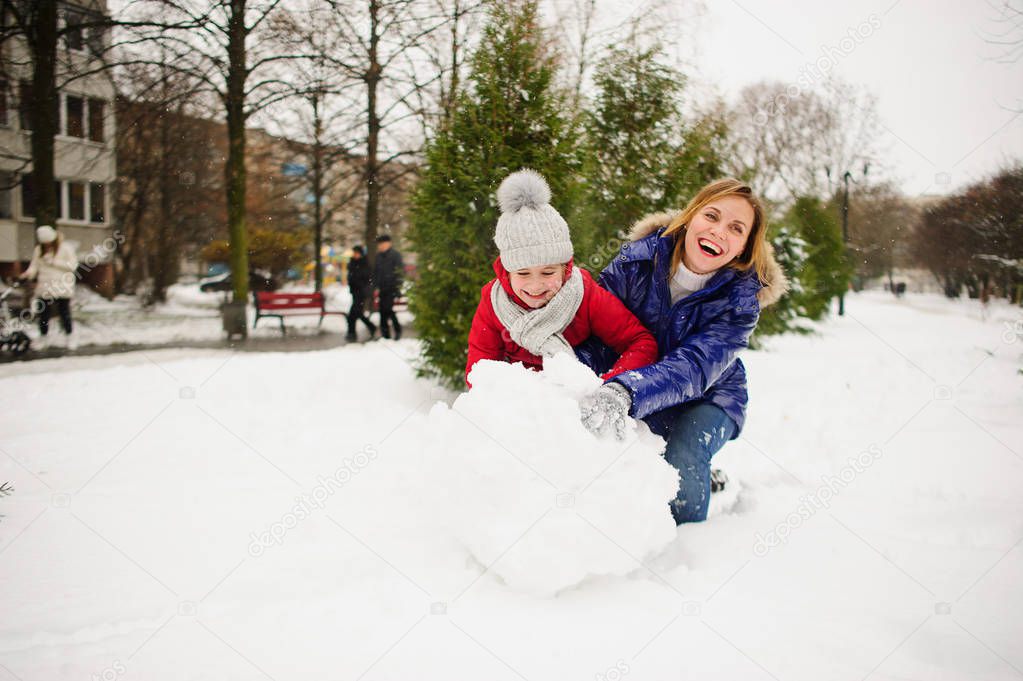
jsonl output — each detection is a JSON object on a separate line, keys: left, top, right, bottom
{"left": 508, "top": 264, "right": 565, "bottom": 308}
{"left": 682, "top": 195, "right": 754, "bottom": 274}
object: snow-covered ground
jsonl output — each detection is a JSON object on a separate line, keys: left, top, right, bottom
{"left": 1, "top": 291, "right": 1021, "bottom": 680}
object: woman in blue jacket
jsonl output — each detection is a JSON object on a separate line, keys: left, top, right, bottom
{"left": 578, "top": 179, "right": 786, "bottom": 524}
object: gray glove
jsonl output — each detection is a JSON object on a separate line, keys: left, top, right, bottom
{"left": 580, "top": 382, "right": 632, "bottom": 440}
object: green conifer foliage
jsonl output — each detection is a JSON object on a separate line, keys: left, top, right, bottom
{"left": 577, "top": 44, "right": 725, "bottom": 273}
{"left": 407, "top": 1, "right": 581, "bottom": 386}
{"left": 784, "top": 196, "right": 852, "bottom": 320}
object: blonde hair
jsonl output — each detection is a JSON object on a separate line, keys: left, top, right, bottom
{"left": 663, "top": 178, "right": 770, "bottom": 284}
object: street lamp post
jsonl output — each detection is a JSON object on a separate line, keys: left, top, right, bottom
{"left": 839, "top": 170, "right": 851, "bottom": 316}
{"left": 836, "top": 163, "right": 869, "bottom": 317}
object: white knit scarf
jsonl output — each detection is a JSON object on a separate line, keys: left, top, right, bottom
{"left": 490, "top": 267, "right": 584, "bottom": 357}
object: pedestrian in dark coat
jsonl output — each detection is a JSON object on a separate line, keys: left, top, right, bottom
{"left": 346, "top": 245, "right": 376, "bottom": 341}
{"left": 577, "top": 178, "right": 787, "bottom": 524}
{"left": 374, "top": 234, "right": 404, "bottom": 339}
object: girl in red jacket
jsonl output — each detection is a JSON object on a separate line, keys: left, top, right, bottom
{"left": 465, "top": 170, "right": 658, "bottom": 395}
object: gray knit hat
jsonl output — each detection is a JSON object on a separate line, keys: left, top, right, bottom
{"left": 494, "top": 170, "right": 573, "bottom": 271}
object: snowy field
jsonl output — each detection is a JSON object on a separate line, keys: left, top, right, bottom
{"left": 1, "top": 291, "right": 1021, "bottom": 681}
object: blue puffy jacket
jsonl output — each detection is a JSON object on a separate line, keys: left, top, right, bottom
{"left": 576, "top": 211, "right": 786, "bottom": 440}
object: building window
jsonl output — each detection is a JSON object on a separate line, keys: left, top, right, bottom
{"left": 19, "top": 80, "right": 32, "bottom": 131}
{"left": 0, "top": 172, "right": 13, "bottom": 219}
{"left": 64, "top": 10, "right": 85, "bottom": 51}
{"left": 87, "top": 22, "right": 107, "bottom": 56}
{"left": 20, "top": 174, "right": 34, "bottom": 217}
{"left": 66, "top": 95, "right": 84, "bottom": 137}
{"left": 88, "top": 99, "right": 104, "bottom": 142}
{"left": 20, "top": 175, "right": 63, "bottom": 219}
{"left": 68, "top": 181, "right": 85, "bottom": 220}
{"left": 0, "top": 80, "right": 8, "bottom": 127}
{"left": 90, "top": 183, "right": 105, "bottom": 222}
{"left": 17, "top": 81, "right": 58, "bottom": 133}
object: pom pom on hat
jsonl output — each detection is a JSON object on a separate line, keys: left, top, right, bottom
{"left": 497, "top": 169, "right": 551, "bottom": 214}
{"left": 493, "top": 170, "right": 573, "bottom": 271}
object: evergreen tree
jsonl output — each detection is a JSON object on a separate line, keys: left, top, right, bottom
{"left": 782, "top": 196, "right": 851, "bottom": 320}
{"left": 754, "top": 224, "right": 809, "bottom": 340}
{"left": 577, "top": 43, "right": 726, "bottom": 273}
{"left": 407, "top": 0, "right": 581, "bottom": 386}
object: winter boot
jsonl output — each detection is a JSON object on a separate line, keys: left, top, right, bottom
{"left": 710, "top": 468, "right": 728, "bottom": 493}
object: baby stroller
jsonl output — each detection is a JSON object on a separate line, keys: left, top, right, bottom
{"left": 0, "top": 282, "right": 31, "bottom": 357}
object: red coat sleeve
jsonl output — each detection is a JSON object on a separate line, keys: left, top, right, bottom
{"left": 584, "top": 277, "right": 659, "bottom": 380}
{"left": 465, "top": 281, "right": 506, "bottom": 387}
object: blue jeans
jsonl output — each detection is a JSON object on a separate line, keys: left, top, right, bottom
{"left": 663, "top": 402, "right": 736, "bottom": 524}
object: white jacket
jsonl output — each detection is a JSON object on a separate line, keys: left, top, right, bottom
{"left": 24, "top": 237, "right": 79, "bottom": 300}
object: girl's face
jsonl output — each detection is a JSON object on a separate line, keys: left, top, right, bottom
{"left": 509, "top": 264, "right": 565, "bottom": 308}
{"left": 682, "top": 195, "right": 754, "bottom": 275}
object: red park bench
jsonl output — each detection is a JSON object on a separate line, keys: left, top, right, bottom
{"left": 253, "top": 291, "right": 347, "bottom": 334}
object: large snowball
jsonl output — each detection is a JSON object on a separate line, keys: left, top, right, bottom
{"left": 419, "top": 354, "right": 680, "bottom": 596}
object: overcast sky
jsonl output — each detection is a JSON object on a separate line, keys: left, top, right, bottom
{"left": 106, "top": 0, "right": 1021, "bottom": 199}
{"left": 684, "top": 0, "right": 1023, "bottom": 197}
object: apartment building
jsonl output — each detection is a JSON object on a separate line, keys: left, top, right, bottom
{"left": 0, "top": 0, "right": 117, "bottom": 295}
